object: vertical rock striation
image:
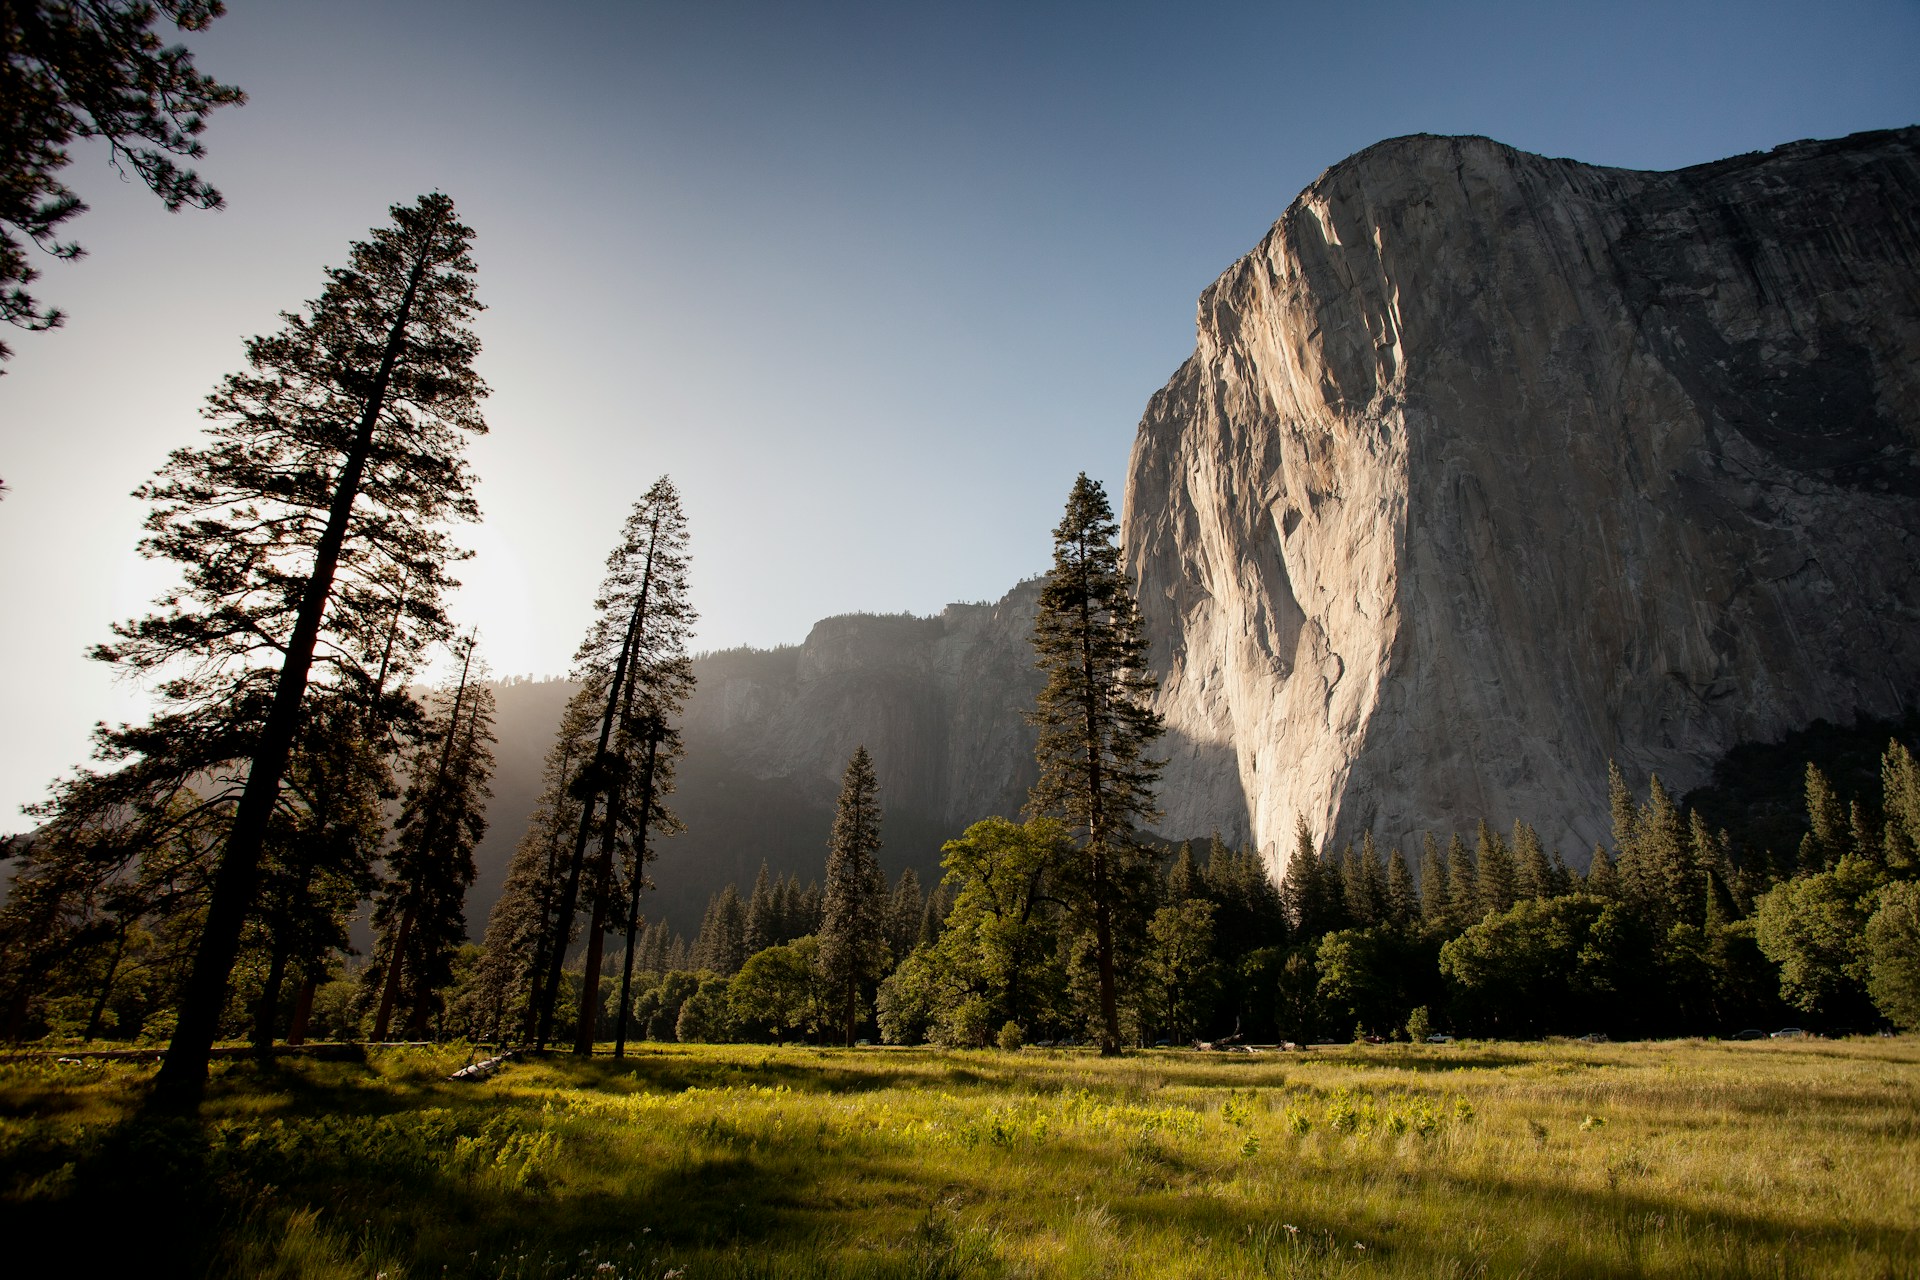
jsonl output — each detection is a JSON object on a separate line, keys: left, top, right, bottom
{"left": 1124, "top": 128, "right": 1920, "bottom": 870}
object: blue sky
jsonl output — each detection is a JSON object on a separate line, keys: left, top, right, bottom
{"left": 2, "top": 0, "right": 1916, "bottom": 822}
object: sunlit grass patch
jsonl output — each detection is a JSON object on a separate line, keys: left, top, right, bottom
{"left": 0, "top": 1037, "right": 1916, "bottom": 1277}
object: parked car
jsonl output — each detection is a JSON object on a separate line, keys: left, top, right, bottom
{"left": 1424, "top": 1034, "right": 1454, "bottom": 1044}
{"left": 1730, "top": 1029, "right": 1767, "bottom": 1040}
{"left": 1771, "top": 1027, "right": 1807, "bottom": 1039}
{"left": 1577, "top": 1033, "right": 1610, "bottom": 1044}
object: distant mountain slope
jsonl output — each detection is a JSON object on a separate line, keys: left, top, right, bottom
{"left": 469, "top": 581, "right": 1045, "bottom": 936}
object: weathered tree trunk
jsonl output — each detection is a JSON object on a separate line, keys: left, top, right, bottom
{"left": 84, "top": 923, "right": 130, "bottom": 1043}
{"left": 613, "top": 733, "right": 662, "bottom": 1059}
{"left": 253, "top": 937, "right": 290, "bottom": 1057}
{"left": 153, "top": 219, "right": 441, "bottom": 1109}
{"left": 371, "top": 905, "right": 415, "bottom": 1042}
{"left": 572, "top": 868, "right": 612, "bottom": 1055}
{"left": 536, "top": 519, "right": 659, "bottom": 1049}
{"left": 533, "top": 604, "right": 640, "bottom": 1048}
{"left": 372, "top": 642, "right": 473, "bottom": 1043}
{"left": 286, "top": 975, "right": 316, "bottom": 1045}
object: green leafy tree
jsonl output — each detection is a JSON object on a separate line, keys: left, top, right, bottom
{"left": 1146, "top": 898, "right": 1219, "bottom": 1042}
{"left": 820, "top": 746, "right": 887, "bottom": 1045}
{"left": 930, "top": 816, "right": 1073, "bottom": 1040}
{"left": 1316, "top": 926, "right": 1418, "bottom": 1038}
{"left": 674, "top": 974, "right": 735, "bottom": 1043}
{"left": 729, "top": 936, "right": 831, "bottom": 1042}
{"left": 1027, "top": 474, "right": 1164, "bottom": 1055}
{"left": 1751, "top": 870, "right": 1874, "bottom": 1021}
{"left": 1, "top": 0, "right": 243, "bottom": 364}
{"left": 1439, "top": 896, "right": 1621, "bottom": 1037}
{"left": 1865, "top": 881, "right": 1920, "bottom": 1031}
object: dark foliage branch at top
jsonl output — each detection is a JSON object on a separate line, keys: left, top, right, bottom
{"left": 0, "top": 0, "right": 243, "bottom": 362}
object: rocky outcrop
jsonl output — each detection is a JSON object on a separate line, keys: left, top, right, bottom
{"left": 1124, "top": 128, "right": 1920, "bottom": 870}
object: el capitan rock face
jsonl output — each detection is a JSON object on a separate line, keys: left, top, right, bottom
{"left": 1124, "top": 128, "right": 1920, "bottom": 870}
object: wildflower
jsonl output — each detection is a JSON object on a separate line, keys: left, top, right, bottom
{"left": 664, "top": 1270, "right": 686, "bottom": 1279}
{"left": 1284, "top": 1223, "right": 1299, "bottom": 1235}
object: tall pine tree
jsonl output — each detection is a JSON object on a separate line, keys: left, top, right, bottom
{"left": 1027, "top": 474, "right": 1163, "bottom": 1055}
{"left": 109, "top": 193, "right": 489, "bottom": 1104}
{"left": 367, "top": 638, "right": 496, "bottom": 1040}
{"left": 820, "top": 746, "right": 886, "bottom": 1046}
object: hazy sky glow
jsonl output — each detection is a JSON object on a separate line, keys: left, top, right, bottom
{"left": 2, "top": 0, "right": 1917, "bottom": 824}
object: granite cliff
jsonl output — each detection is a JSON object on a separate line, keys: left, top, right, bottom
{"left": 1124, "top": 127, "right": 1920, "bottom": 870}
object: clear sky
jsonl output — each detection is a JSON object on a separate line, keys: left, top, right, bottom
{"left": 2, "top": 0, "right": 1917, "bottom": 825}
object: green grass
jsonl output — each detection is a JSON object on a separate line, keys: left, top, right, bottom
{"left": 2, "top": 1037, "right": 1916, "bottom": 1278}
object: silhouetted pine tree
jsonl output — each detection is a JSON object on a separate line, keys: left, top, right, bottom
{"left": 1418, "top": 834, "right": 1451, "bottom": 930}
{"left": 821, "top": 746, "right": 886, "bottom": 1046}
{"left": 477, "top": 683, "right": 598, "bottom": 1042}
{"left": 1477, "top": 822, "right": 1517, "bottom": 917}
{"left": 1585, "top": 845, "right": 1619, "bottom": 900}
{"left": 251, "top": 697, "right": 386, "bottom": 1050}
{"left": 1385, "top": 845, "right": 1418, "bottom": 928}
{"left": 1512, "top": 821, "right": 1552, "bottom": 901}
{"left": 534, "top": 479, "right": 696, "bottom": 1053}
{"left": 368, "top": 639, "right": 496, "bottom": 1040}
{"left": 693, "top": 885, "right": 747, "bottom": 975}
{"left": 1027, "top": 474, "right": 1164, "bottom": 1055}
{"left": 1166, "top": 842, "right": 1203, "bottom": 902}
{"left": 133, "top": 194, "right": 487, "bottom": 1104}
{"left": 1801, "top": 763, "right": 1849, "bottom": 872}
{"left": 1637, "top": 776, "right": 1692, "bottom": 930}
{"left": 745, "top": 862, "right": 779, "bottom": 955}
{"left": 1446, "top": 835, "right": 1479, "bottom": 930}
{"left": 886, "top": 868, "right": 924, "bottom": 962}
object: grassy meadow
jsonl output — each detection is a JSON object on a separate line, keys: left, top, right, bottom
{"left": 0, "top": 1038, "right": 1915, "bottom": 1279}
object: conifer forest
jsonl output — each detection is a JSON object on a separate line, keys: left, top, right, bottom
{"left": 2, "top": 3, "right": 1917, "bottom": 1278}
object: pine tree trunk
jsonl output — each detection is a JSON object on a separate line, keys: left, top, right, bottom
{"left": 613, "top": 733, "right": 662, "bottom": 1059}
{"left": 286, "top": 976, "right": 316, "bottom": 1045}
{"left": 535, "top": 603, "right": 641, "bottom": 1048}
{"left": 152, "top": 222, "right": 440, "bottom": 1109}
{"left": 253, "top": 937, "right": 290, "bottom": 1057}
{"left": 83, "top": 924, "right": 129, "bottom": 1043}
{"left": 371, "top": 905, "right": 415, "bottom": 1042}
{"left": 537, "top": 518, "right": 659, "bottom": 1049}
{"left": 1077, "top": 573, "right": 1122, "bottom": 1057}
{"left": 573, "top": 873, "right": 611, "bottom": 1055}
